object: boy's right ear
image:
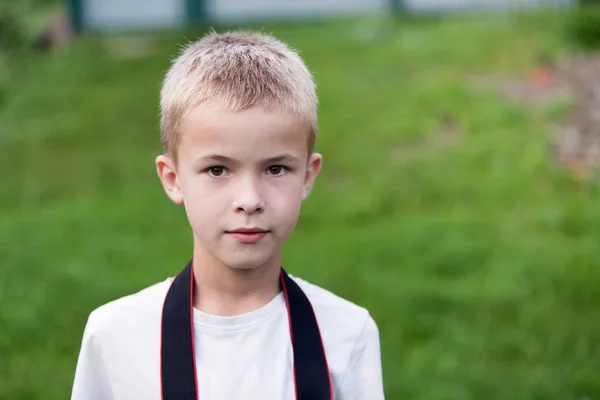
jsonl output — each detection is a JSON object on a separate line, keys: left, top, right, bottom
{"left": 155, "top": 155, "right": 184, "bottom": 205}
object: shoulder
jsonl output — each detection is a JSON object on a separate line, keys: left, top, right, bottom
{"left": 289, "top": 275, "right": 382, "bottom": 392}
{"left": 83, "top": 278, "right": 172, "bottom": 340}
{"left": 73, "top": 279, "right": 173, "bottom": 395}
{"left": 290, "top": 275, "right": 371, "bottom": 324}
{"left": 289, "top": 274, "right": 380, "bottom": 349}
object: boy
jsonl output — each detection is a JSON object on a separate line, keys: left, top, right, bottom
{"left": 71, "top": 30, "right": 385, "bottom": 400}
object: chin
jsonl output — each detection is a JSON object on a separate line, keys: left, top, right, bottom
{"left": 221, "top": 251, "right": 279, "bottom": 271}
{"left": 226, "top": 263, "right": 264, "bottom": 270}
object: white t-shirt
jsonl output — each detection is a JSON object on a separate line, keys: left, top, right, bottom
{"left": 71, "top": 275, "right": 385, "bottom": 400}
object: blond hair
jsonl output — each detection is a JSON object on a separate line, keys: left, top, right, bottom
{"left": 160, "top": 30, "right": 318, "bottom": 160}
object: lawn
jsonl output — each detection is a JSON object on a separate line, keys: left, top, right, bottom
{"left": 2, "top": 11, "right": 600, "bottom": 400}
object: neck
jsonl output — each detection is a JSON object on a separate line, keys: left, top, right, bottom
{"left": 191, "top": 243, "right": 282, "bottom": 317}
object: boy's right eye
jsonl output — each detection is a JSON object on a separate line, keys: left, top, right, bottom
{"left": 206, "top": 166, "right": 227, "bottom": 177}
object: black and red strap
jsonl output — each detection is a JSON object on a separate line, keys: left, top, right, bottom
{"left": 160, "top": 260, "right": 333, "bottom": 400}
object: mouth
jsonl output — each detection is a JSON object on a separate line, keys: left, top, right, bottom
{"left": 228, "top": 227, "right": 269, "bottom": 234}
{"left": 226, "top": 228, "right": 270, "bottom": 243}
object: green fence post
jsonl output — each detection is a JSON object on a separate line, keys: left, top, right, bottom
{"left": 390, "top": 0, "right": 405, "bottom": 14}
{"left": 67, "top": 0, "right": 83, "bottom": 33}
{"left": 186, "top": 0, "right": 206, "bottom": 24}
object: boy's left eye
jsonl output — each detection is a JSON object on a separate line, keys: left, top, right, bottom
{"left": 267, "top": 165, "right": 287, "bottom": 176}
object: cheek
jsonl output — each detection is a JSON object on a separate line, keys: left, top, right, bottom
{"left": 268, "top": 179, "right": 303, "bottom": 218}
{"left": 179, "top": 177, "right": 226, "bottom": 220}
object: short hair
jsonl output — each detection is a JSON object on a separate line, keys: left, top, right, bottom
{"left": 160, "top": 30, "right": 318, "bottom": 160}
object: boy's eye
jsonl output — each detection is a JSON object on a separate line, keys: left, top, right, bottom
{"left": 267, "top": 165, "right": 286, "bottom": 176}
{"left": 207, "top": 166, "right": 227, "bottom": 177}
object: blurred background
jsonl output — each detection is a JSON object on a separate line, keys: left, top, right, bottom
{"left": 2, "top": 0, "right": 600, "bottom": 399}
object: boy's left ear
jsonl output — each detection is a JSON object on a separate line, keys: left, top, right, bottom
{"left": 302, "top": 153, "right": 323, "bottom": 201}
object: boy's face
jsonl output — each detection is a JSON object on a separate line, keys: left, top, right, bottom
{"left": 156, "top": 106, "right": 322, "bottom": 270}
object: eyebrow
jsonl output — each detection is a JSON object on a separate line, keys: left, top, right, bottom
{"left": 196, "top": 154, "right": 301, "bottom": 164}
{"left": 264, "top": 154, "right": 302, "bottom": 164}
{"left": 196, "top": 154, "right": 235, "bottom": 164}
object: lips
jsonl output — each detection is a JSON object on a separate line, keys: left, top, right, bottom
{"left": 228, "top": 227, "right": 269, "bottom": 234}
{"left": 226, "top": 228, "right": 270, "bottom": 243}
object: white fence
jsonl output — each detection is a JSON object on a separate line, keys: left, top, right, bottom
{"left": 76, "top": 0, "right": 577, "bottom": 32}
{"left": 406, "top": 0, "right": 575, "bottom": 13}
{"left": 207, "top": 0, "right": 388, "bottom": 23}
{"left": 83, "top": 0, "right": 184, "bottom": 30}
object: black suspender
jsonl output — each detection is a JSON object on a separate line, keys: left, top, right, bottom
{"left": 160, "top": 261, "right": 332, "bottom": 400}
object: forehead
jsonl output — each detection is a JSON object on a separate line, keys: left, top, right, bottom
{"left": 178, "top": 106, "right": 310, "bottom": 161}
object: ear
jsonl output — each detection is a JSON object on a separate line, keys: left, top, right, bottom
{"left": 155, "top": 154, "right": 184, "bottom": 205}
{"left": 301, "top": 153, "right": 323, "bottom": 201}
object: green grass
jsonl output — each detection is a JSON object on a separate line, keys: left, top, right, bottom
{"left": 2, "top": 12, "right": 600, "bottom": 399}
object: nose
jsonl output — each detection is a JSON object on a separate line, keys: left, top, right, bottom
{"left": 233, "top": 174, "right": 265, "bottom": 214}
